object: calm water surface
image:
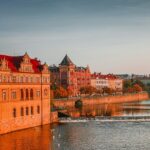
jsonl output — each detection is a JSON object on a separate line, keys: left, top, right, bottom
{"left": 1, "top": 100, "right": 150, "bottom": 150}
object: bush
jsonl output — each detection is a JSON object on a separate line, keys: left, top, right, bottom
{"left": 75, "top": 100, "right": 83, "bottom": 109}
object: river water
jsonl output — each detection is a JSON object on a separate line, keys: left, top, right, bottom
{"left": 1, "top": 100, "right": 150, "bottom": 150}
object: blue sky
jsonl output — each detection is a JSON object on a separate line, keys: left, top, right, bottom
{"left": 0, "top": 0, "right": 150, "bottom": 74}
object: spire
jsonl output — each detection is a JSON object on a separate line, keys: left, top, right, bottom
{"left": 59, "top": 54, "right": 74, "bottom": 66}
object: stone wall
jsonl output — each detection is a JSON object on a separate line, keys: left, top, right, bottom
{"left": 53, "top": 92, "right": 149, "bottom": 108}
{"left": 51, "top": 111, "right": 58, "bottom": 123}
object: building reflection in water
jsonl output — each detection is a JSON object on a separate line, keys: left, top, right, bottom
{"left": 0, "top": 125, "right": 53, "bottom": 150}
{"left": 67, "top": 104, "right": 123, "bottom": 117}
{"left": 67, "top": 101, "right": 150, "bottom": 118}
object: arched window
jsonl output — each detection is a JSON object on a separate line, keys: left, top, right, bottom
{"left": 21, "top": 89, "right": 24, "bottom": 100}
{"left": 26, "top": 89, "right": 29, "bottom": 100}
{"left": 37, "top": 106, "right": 40, "bottom": 114}
{"left": 26, "top": 107, "right": 29, "bottom": 115}
{"left": 31, "top": 106, "right": 33, "bottom": 115}
{"left": 13, "top": 108, "right": 16, "bottom": 118}
{"left": 21, "top": 107, "right": 24, "bottom": 116}
{"left": 30, "top": 89, "right": 33, "bottom": 100}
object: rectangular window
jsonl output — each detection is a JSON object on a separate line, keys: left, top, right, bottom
{"left": 31, "top": 106, "right": 33, "bottom": 115}
{"left": 11, "top": 91, "right": 17, "bottom": 100}
{"left": 37, "top": 106, "right": 40, "bottom": 114}
{"left": 36, "top": 91, "right": 40, "bottom": 97}
{"left": 2, "top": 90, "right": 7, "bottom": 100}
{"left": 12, "top": 76, "right": 16, "bottom": 82}
{"left": 13, "top": 108, "right": 16, "bottom": 118}
{"left": 25, "top": 77, "right": 28, "bottom": 82}
{"left": 20, "top": 76, "right": 23, "bottom": 83}
{"left": 26, "top": 107, "right": 29, "bottom": 115}
{"left": 21, "top": 107, "right": 24, "bottom": 116}
{"left": 30, "top": 77, "right": 33, "bottom": 83}
{"left": 3, "top": 75, "right": 7, "bottom": 82}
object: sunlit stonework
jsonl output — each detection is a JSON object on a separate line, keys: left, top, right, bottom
{"left": 0, "top": 52, "right": 51, "bottom": 134}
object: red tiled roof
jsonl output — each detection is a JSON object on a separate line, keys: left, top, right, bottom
{"left": 0, "top": 54, "right": 42, "bottom": 73}
{"left": 91, "top": 73, "right": 119, "bottom": 80}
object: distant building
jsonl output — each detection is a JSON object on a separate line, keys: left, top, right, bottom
{"left": 91, "top": 73, "right": 123, "bottom": 91}
{"left": 116, "top": 74, "right": 132, "bottom": 80}
{"left": 0, "top": 53, "right": 50, "bottom": 134}
{"left": 50, "top": 55, "right": 91, "bottom": 96}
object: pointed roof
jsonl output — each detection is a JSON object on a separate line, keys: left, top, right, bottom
{"left": 59, "top": 54, "right": 74, "bottom": 66}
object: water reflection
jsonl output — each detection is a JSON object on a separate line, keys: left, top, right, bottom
{"left": 66, "top": 100, "right": 150, "bottom": 117}
{"left": 1, "top": 100, "right": 150, "bottom": 150}
{"left": 0, "top": 125, "right": 53, "bottom": 150}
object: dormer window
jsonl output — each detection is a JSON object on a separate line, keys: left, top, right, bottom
{"left": 19, "top": 53, "right": 34, "bottom": 73}
{"left": 0, "top": 58, "right": 10, "bottom": 71}
{"left": 25, "top": 58, "right": 29, "bottom": 63}
{"left": 23, "top": 52, "right": 30, "bottom": 64}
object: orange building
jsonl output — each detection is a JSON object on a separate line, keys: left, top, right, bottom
{"left": 0, "top": 52, "right": 50, "bottom": 134}
{"left": 50, "top": 55, "right": 91, "bottom": 96}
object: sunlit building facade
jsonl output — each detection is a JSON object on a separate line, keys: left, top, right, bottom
{"left": 50, "top": 55, "right": 91, "bottom": 96}
{"left": 0, "top": 52, "right": 50, "bottom": 134}
{"left": 91, "top": 73, "right": 123, "bottom": 91}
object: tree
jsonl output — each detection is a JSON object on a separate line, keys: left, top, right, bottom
{"left": 67, "top": 86, "right": 74, "bottom": 97}
{"left": 133, "top": 80, "right": 145, "bottom": 90}
{"left": 127, "top": 87, "right": 134, "bottom": 93}
{"left": 54, "top": 86, "right": 68, "bottom": 98}
{"left": 80, "top": 86, "right": 96, "bottom": 95}
{"left": 133, "top": 84, "right": 142, "bottom": 92}
{"left": 123, "top": 79, "right": 143, "bottom": 93}
{"left": 103, "top": 87, "right": 114, "bottom": 94}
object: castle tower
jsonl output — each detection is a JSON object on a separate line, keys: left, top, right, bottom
{"left": 59, "top": 55, "right": 77, "bottom": 95}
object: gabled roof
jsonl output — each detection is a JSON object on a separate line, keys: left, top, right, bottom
{"left": 0, "top": 54, "right": 43, "bottom": 73}
{"left": 59, "top": 54, "right": 74, "bottom": 66}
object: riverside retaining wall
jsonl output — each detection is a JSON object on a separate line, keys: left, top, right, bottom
{"left": 53, "top": 92, "right": 149, "bottom": 108}
{"left": 51, "top": 112, "right": 59, "bottom": 123}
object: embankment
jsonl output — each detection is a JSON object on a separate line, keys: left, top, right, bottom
{"left": 53, "top": 92, "right": 149, "bottom": 108}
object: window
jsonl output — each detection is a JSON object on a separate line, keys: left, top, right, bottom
{"left": 30, "top": 77, "right": 33, "bottom": 83}
{"left": 36, "top": 91, "right": 40, "bottom": 97}
{"left": 3, "top": 75, "right": 7, "bottom": 82}
{"left": 13, "top": 108, "right": 16, "bottom": 118}
{"left": 26, "top": 107, "right": 29, "bottom": 115}
{"left": 20, "top": 76, "right": 23, "bottom": 83}
{"left": 12, "top": 76, "right": 16, "bottom": 82}
{"left": 8, "top": 76, "right": 10, "bottom": 82}
{"left": 44, "top": 89, "right": 48, "bottom": 96}
{"left": 21, "top": 107, "right": 24, "bottom": 116}
{"left": 25, "top": 77, "right": 28, "bottom": 82}
{"left": 11, "top": 91, "right": 17, "bottom": 100}
{"left": 21, "top": 89, "right": 24, "bottom": 100}
{"left": 26, "top": 89, "right": 29, "bottom": 100}
{"left": 47, "top": 77, "right": 49, "bottom": 83}
{"left": 25, "top": 58, "right": 29, "bottom": 63}
{"left": 31, "top": 106, "right": 33, "bottom": 115}
{"left": 37, "top": 106, "right": 40, "bottom": 114}
{"left": 2, "top": 90, "right": 7, "bottom": 100}
{"left": 30, "top": 89, "right": 33, "bottom": 100}
{"left": 36, "top": 77, "right": 40, "bottom": 83}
